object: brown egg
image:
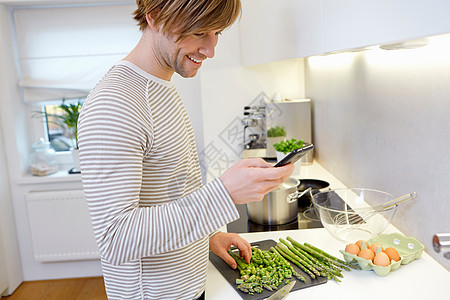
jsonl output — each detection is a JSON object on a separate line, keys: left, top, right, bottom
{"left": 358, "top": 248, "right": 375, "bottom": 261}
{"left": 356, "top": 240, "right": 369, "bottom": 250}
{"left": 384, "top": 247, "right": 401, "bottom": 262}
{"left": 345, "top": 243, "right": 360, "bottom": 255}
{"left": 369, "top": 243, "right": 384, "bottom": 253}
{"left": 355, "top": 240, "right": 363, "bottom": 248}
{"left": 373, "top": 251, "right": 391, "bottom": 267}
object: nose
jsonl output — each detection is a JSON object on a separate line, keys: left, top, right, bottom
{"left": 199, "top": 32, "right": 218, "bottom": 58}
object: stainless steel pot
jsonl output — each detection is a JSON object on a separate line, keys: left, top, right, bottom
{"left": 246, "top": 177, "right": 308, "bottom": 225}
{"left": 297, "top": 179, "right": 330, "bottom": 207}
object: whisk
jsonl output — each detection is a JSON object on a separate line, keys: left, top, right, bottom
{"left": 333, "top": 192, "right": 417, "bottom": 226}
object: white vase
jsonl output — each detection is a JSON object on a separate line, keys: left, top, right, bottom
{"left": 71, "top": 149, "right": 80, "bottom": 171}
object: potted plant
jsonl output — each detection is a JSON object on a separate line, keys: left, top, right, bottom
{"left": 34, "top": 99, "right": 83, "bottom": 170}
{"left": 266, "top": 126, "right": 286, "bottom": 158}
{"left": 273, "top": 138, "right": 305, "bottom": 156}
{"left": 273, "top": 138, "right": 306, "bottom": 177}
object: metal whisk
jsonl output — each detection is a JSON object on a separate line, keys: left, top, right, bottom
{"left": 333, "top": 192, "right": 417, "bottom": 226}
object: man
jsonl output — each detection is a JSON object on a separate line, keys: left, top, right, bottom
{"left": 78, "top": 0, "right": 294, "bottom": 299}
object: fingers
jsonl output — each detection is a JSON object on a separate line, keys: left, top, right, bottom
{"left": 228, "top": 234, "right": 252, "bottom": 264}
{"left": 220, "top": 158, "right": 296, "bottom": 205}
{"left": 234, "top": 237, "right": 252, "bottom": 264}
{"left": 210, "top": 233, "right": 252, "bottom": 269}
{"left": 241, "top": 158, "right": 273, "bottom": 168}
{"left": 219, "top": 249, "right": 238, "bottom": 269}
{"left": 263, "top": 163, "right": 295, "bottom": 180}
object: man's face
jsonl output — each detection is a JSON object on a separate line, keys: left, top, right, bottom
{"left": 153, "top": 28, "right": 222, "bottom": 78}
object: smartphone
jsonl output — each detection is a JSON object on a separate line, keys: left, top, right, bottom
{"left": 273, "top": 144, "right": 314, "bottom": 167}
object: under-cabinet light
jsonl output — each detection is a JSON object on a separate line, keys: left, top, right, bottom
{"left": 380, "top": 39, "right": 429, "bottom": 50}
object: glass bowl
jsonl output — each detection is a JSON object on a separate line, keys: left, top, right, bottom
{"left": 311, "top": 188, "right": 397, "bottom": 243}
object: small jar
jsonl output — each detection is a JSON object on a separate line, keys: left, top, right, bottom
{"left": 29, "top": 138, "right": 58, "bottom": 176}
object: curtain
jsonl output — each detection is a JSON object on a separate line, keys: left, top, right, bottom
{"left": 12, "top": 3, "right": 141, "bottom": 102}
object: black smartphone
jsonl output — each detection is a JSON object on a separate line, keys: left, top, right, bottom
{"left": 273, "top": 144, "right": 314, "bottom": 167}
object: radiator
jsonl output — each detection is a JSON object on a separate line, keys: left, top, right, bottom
{"left": 25, "top": 189, "right": 99, "bottom": 262}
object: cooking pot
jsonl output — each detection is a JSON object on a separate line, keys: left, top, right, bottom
{"left": 297, "top": 179, "right": 330, "bottom": 207}
{"left": 246, "top": 177, "right": 309, "bottom": 225}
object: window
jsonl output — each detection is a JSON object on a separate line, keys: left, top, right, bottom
{"left": 44, "top": 104, "right": 75, "bottom": 152}
{"left": 10, "top": 4, "right": 139, "bottom": 173}
{"left": 33, "top": 98, "right": 84, "bottom": 152}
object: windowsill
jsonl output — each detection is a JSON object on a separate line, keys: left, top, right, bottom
{"left": 16, "top": 170, "right": 81, "bottom": 185}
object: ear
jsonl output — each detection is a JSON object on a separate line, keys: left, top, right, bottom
{"left": 145, "top": 10, "right": 160, "bottom": 31}
{"left": 145, "top": 14, "right": 156, "bottom": 30}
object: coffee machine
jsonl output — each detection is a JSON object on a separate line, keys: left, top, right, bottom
{"left": 241, "top": 104, "right": 268, "bottom": 158}
{"left": 241, "top": 97, "right": 313, "bottom": 163}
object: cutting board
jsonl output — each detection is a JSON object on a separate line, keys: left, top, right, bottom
{"left": 209, "top": 239, "right": 327, "bottom": 300}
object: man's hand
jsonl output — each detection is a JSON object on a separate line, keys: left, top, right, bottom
{"left": 209, "top": 232, "right": 251, "bottom": 269}
{"left": 219, "top": 158, "right": 295, "bottom": 205}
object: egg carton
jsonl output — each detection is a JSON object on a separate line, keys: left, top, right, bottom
{"left": 339, "top": 232, "right": 424, "bottom": 276}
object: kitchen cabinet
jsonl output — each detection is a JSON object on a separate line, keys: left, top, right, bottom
{"left": 322, "top": 0, "right": 450, "bottom": 53}
{"left": 239, "top": 0, "right": 322, "bottom": 66}
{"left": 240, "top": 0, "right": 450, "bottom": 65}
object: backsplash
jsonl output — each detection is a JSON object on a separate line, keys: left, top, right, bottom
{"left": 305, "top": 35, "right": 450, "bottom": 270}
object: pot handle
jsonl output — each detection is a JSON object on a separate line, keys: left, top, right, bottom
{"left": 287, "top": 187, "right": 312, "bottom": 203}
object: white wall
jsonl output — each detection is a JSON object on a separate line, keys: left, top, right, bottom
{"left": 0, "top": 4, "right": 24, "bottom": 295}
{"left": 0, "top": 118, "right": 23, "bottom": 296}
{"left": 199, "top": 24, "right": 306, "bottom": 181}
{"left": 305, "top": 38, "right": 450, "bottom": 270}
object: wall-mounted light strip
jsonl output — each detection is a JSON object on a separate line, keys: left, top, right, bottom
{"left": 380, "top": 39, "right": 429, "bottom": 51}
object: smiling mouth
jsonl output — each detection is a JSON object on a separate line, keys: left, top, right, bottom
{"left": 187, "top": 55, "right": 202, "bottom": 64}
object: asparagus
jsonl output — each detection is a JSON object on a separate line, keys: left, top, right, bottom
{"left": 275, "top": 243, "right": 316, "bottom": 279}
{"left": 231, "top": 247, "right": 300, "bottom": 294}
{"left": 302, "top": 244, "right": 352, "bottom": 271}
{"left": 270, "top": 247, "right": 306, "bottom": 282}
{"left": 280, "top": 238, "right": 322, "bottom": 277}
{"left": 287, "top": 238, "right": 352, "bottom": 272}
{"left": 304, "top": 242, "right": 360, "bottom": 269}
{"left": 230, "top": 236, "right": 357, "bottom": 293}
{"left": 286, "top": 238, "right": 343, "bottom": 277}
{"left": 228, "top": 250, "right": 248, "bottom": 271}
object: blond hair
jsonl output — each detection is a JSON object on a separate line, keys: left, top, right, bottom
{"left": 133, "top": 0, "right": 241, "bottom": 38}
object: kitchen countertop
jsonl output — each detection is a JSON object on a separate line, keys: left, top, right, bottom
{"left": 205, "top": 228, "right": 450, "bottom": 300}
{"left": 205, "top": 161, "right": 450, "bottom": 299}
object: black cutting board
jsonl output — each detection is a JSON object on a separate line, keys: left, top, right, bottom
{"left": 209, "top": 239, "right": 327, "bottom": 300}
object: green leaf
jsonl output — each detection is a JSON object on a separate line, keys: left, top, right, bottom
{"left": 267, "top": 126, "right": 286, "bottom": 137}
{"left": 32, "top": 98, "right": 84, "bottom": 149}
{"left": 273, "top": 138, "right": 305, "bottom": 154}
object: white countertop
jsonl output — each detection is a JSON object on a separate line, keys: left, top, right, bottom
{"left": 205, "top": 161, "right": 450, "bottom": 299}
{"left": 205, "top": 229, "right": 450, "bottom": 300}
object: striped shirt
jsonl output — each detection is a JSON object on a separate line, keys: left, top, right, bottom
{"left": 78, "top": 60, "right": 239, "bottom": 299}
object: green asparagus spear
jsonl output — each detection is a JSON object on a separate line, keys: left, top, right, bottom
{"left": 304, "top": 242, "right": 360, "bottom": 269}
{"left": 288, "top": 239, "right": 343, "bottom": 277}
{"left": 302, "top": 245, "right": 352, "bottom": 271}
{"left": 280, "top": 239, "right": 323, "bottom": 276}
{"left": 228, "top": 250, "right": 249, "bottom": 270}
{"left": 285, "top": 238, "right": 352, "bottom": 271}
{"left": 270, "top": 247, "right": 306, "bottom": 282}
{"left": 275, "top": 244, "right": 316, "bottom": 279}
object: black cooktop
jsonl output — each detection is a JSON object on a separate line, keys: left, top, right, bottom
{"left": 227, "top": 204, "right": 323, "bottom": 233}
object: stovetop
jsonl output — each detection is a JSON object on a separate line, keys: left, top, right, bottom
{"left": 227, "top": 204, "right": 323, "bottom": 233}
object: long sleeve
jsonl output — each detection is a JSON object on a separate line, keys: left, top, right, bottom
{"left": 78, "top": 62, "right": 239, "bottom": 267}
